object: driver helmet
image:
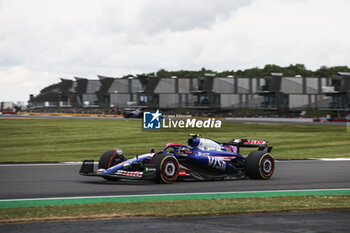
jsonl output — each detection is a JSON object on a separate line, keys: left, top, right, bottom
{"left": 115, "top": 148, "right": 124, "bottom": 156}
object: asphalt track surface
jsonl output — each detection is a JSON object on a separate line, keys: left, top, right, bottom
{"left": 1, "top": 210, "right": 350, "bottom": 233}
{"left": 0, "top": 160, "right": 350, "bottom": 199}
{"left": 1, "top": 160, "right": 349, "bottom": 232}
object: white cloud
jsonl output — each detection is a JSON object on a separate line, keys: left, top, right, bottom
{"left": 0, "top": 0, "right": 349, "bottom": 101}
{"left": 0, "top": 66, "right": 63, "bottom": 101}
{"left": 135, "top": 0, "right": 251, "bottom": 34}
{"left": 184, "top": 0, "right": 350, "bottom": 70}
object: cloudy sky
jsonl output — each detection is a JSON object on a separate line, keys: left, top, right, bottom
{"left": 0, "top": 0, "right": 350, "bottom": 101}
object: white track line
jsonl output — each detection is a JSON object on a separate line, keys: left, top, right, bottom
{"left": 0, "top": 162, "right": 98, "bottom": 167}
{"left": 1, "top": 188, "right": 350, "bottom": 202}
{"left": 317, "top": 158, "right": 350, "bottom": 161}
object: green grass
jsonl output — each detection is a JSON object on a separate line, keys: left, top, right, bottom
{"left": 1, "top": 195, "right": 350, "bottom": 223}
{"left": 0, "top": 118, "right": 349, "bottom": 162}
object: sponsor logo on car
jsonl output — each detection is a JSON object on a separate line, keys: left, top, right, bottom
{"left": 208, "top": 157, "right": 226, "bottom": 171}
{"left": 246, "top": 140, "right": 265, "bottom": 144}
{"left": 198, "top": 152, "right": 210, "bottom": 156}
{"left": 178, "top": 170, "right": 187, "bottom": 176}
{"left": 145, "top": 167, "right": 156, "bottom": 172}
{"left": 83, "top": 161, "right": 94, "bottom": 165}
{"left": 233, "top": 139, "right": 266, "bottom": 144}
{"left": 116, "top": 170, "right": 143, "bottom": 177}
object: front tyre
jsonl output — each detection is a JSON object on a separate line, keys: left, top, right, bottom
{"left": 150, "top": 153, "right": 179, "bottom": 184}
{"left": 98, "top": 149, "right": 125, "bottom": 181}
{"left": 245, "top": 151, "right": 275, "bottom": 179}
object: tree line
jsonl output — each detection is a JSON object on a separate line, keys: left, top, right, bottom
{"left": 122, "top": 64, "right": 350, "bottom": 79}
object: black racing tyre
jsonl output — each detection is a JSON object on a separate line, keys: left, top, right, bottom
{"left": 150, "top": 153, "right": 179, "bottom": 184}
{"left": 245, "top": 151, "right": 275, "bottom": 179}
{"left": 98, "top": 149, "right": 125, "bottom": 181}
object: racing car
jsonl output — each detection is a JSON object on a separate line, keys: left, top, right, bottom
{"left": 79, "top": 134, "right": 275, "bottom": 184}
{"left": 123, "top": 108, "right": 144, "bottom": 118}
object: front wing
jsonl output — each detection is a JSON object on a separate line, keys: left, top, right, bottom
{"left": 79, "top": 160, "right": 157, "bottom": 180}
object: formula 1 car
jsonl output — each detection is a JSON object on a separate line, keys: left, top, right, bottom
{"left": 123, "top": 108, "right": 144, "bottom": 118}
{"left": 79, "top": 134, "right": 275, "bottom": 184}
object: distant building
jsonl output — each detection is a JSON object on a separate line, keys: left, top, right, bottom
{"left": 28, "top": 72, "right": 350, "bottom": 113}
{"left": 1, "top": 101, "right": 27, "bottom": 112}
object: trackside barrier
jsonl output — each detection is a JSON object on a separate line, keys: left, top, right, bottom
{"left": 16, "top": 112, "right": 225, "bottom": 120}
{"left": 18, "top": 112, "right": 124, "bottom": 118}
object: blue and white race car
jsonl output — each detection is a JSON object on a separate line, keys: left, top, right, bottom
{"left": 80, "top": 134, "right": 275, "bottom": 184}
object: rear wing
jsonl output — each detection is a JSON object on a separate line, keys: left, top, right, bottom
{"left": 228, "top": 139, "right": 272, "bottom": 152}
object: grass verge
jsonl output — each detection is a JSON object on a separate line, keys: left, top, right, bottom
{"left": 1, "top": 195, "right": 350, "bottom": 223}
{"left": 0, "top": 118, "right": 349, "bottom": 162}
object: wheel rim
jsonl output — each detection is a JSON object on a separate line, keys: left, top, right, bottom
{"left": 164, "top": 161, "right": 176, "bottom": 177}
{"left": 262, "top": 158, "right": 272, "bottom": 174}
{"left": 259, "top": 154, "right": 274, "bottom": 179}
{"left": 161, "top": 157, "right": 179, "bottom": 182}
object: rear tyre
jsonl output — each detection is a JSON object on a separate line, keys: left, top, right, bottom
{"left": 98, "top": 149, "right": 125, "bottom": 181}
{"left": 150, "top": 153, "right": 179, "bottom": 184}
{"left": 245, "top": 151, "right": 274, "bottom": 179}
